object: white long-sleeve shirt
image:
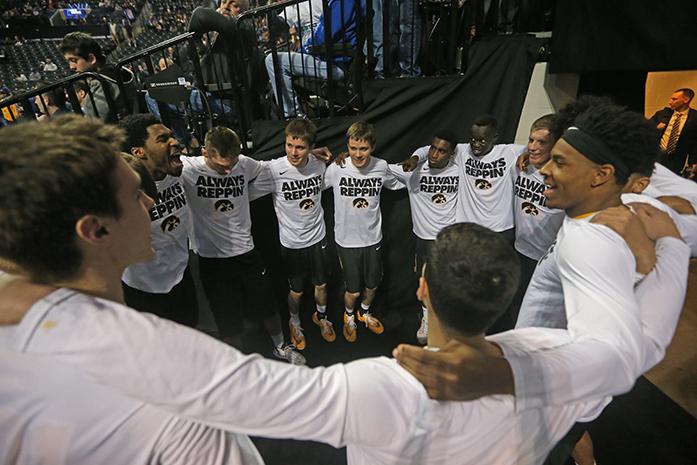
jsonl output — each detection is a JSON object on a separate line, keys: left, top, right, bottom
{"left": 5, "top": 289, "right": 601, "bottom": 465}
{"left": 5, "top": 219, "right": 688, "bottom": 463}
{"left": 645, "top": 162, "right": 697, "bottom": 212}
{"left": 511, "top": 215, "right": 690, "bottom": 411}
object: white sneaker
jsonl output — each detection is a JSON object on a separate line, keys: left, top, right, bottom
{"left": 416, "top": 313, "right": 428, "bottom": 345}
{"left": 272, "top": 344, "right": 306, "bottom": 365}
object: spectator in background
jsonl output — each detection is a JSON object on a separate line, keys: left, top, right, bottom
{"left": 371, "top": 0, "right": 422, "bottom": 77}
{"left": 265, "top": 0, "right": 364, "bottom": 117}
{"left": 59, "top": 32, "right": 132, "bottom": 122}
{"left": 33, "top": 84, "right": 71, "bottom": 121}
{"left": 650, "top": 88, "right": 697, "bottom": 176}
{"left": 28, "top": 69, "right": 42, "bottom": 81}
{"left": 43, "top": 58, "right": 58, "bottom": 72}
{"left": 16, "top": 72, "right": 28, "bottom": 83}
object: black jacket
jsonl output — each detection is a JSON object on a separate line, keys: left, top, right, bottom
{"left": 650, "top": 107, "right": 697, "bottom": 165}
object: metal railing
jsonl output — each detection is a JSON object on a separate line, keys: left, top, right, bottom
{"left": 0, "top": 72, "right": 118, "bottom": 125}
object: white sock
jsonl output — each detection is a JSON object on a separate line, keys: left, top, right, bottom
{"left": 289, "top": 313, "right": 301, "bottom": 326}
{"left": 271, "top": 332, "right": 284, "bottom": 349}
{"left": 421, "top": 306, "right": 428, "bottom": 321}
{"left": 316, "top": 304, "right": 327, "bottom": 314}
{"left": 360, "top": 302, "right": 371, "bottom": 313}
{"left": 345, "top": 306, "right": 354, "bottom": 316}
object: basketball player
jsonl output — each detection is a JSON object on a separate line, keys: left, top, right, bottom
{"left": 119, "top": 114, "right": 199, "bottom": 327}
{"left": 250, "top": 118, "right": 332, "bottom": 349}
{"left": 180, "top": 126, "right": 305, "bottom": 364}
{"left": 325, "top": 121, "right": 403, "bottom": 342}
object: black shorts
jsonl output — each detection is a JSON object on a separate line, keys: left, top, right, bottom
{"left": 123, "top": 266, "right": 199, "bottom": 327}
{"left": 197, "top": 249, "right": 276, "bottom": 337}
{"left": 414, "top": 236, "right": 434, "bottom": 278}
{"left": 281, "top": 236, "right": 331, "bottom": 293}
{"left": 337, "top": 242, "right": 383, "bottom": 293}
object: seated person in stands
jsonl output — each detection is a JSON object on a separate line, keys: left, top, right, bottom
{"left": 59, "top": 32, "right": 133, "bottom": 122}
{"left": 265, "top": 0, "right": 364, "bottom": 118}
{"left": 33, "top": 83, "right": 71, "bottom": 121}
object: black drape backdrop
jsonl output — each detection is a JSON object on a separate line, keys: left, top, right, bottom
{"left": 248, "top": 34, "right": 540, "bottom": 323}
{"left": 551, "top": 0, "right": 697, "bottom": 73}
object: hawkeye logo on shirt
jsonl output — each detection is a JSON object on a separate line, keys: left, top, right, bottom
{"left": 299, "top": 198, "right": 316, "bottom": 210}
{"left": 514, "top": 176, "right": 548, "bottom": 207}
{"left": 214, "top": 199, "right": 235, "bottom": 213}
{"left": 464, "top": 157, "right": 507, "bottom": 179}
{"left": 432, "top": 193, "right": 447, "bottom": 204}
{"left": 339, "top": 177, "right": 382, "bottom": 197}
{"left": 521, "top": 202, "right": 539, "bottom": 216}
{"left": 160, "top": 215, "right": 181, "bottom": 232}
{"left": 281, "top": 175, "right": 322, "bottom": 201}
{"left": 352, "top": 198, "right": 369, "bottom": 209}
{"left": 151, "top": 182, "right": 187, "bottom": 222}
{"left": 196, "top": 175, "right": 245, "bottom": 198}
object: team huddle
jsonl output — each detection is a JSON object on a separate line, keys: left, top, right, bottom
{"left": 1, "top": 95, "right": 696, "bottom": 465}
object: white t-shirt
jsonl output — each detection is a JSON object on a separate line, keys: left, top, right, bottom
{"left": 389, "top": 158, "right": 460, "bottom": 240}
{"left": 325, "top": 157, "right": 403, "bottom": 247}
{"left": 512, "top": 165, "right": 565, "bottom": 260}
{"left": 621, "top": 192, "right": 697, "bottom": 257}
{"left": 11, "top": 288, "right": 605, "bottom": 465}
{"left": 251, "top": 155, "right": 327, "bottom": 249}
{"left": 122, "top": 175, "right": 191, "bottom": 293}
{"left": 181, "top": 155, "right": 263, "bottom": 258}
{"left": 645, "top": 162, "right": 697, "bottom": 212}
{"left": 0, "top": 293, "right": 263, "bottom": 465}
{"left": 415, "top": 143, "right": 523, "bottom": 231}
{"left": 510, "top": 215, "right": 690, "bottom": 412}
{"left": 344, "top": 348, "right": 601, "bottom": 465}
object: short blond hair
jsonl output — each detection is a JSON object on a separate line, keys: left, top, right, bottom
{"left": 346, "top": 120, "right": 375, "bottom": 146}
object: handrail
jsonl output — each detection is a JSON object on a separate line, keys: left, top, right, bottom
{"left": 1, "top": 71, "right": 118, "bottom": 122}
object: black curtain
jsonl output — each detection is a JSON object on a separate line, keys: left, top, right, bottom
{"left": 250, "top": 34, "right": 540, "bottom": 319}
{"left": 551, "top": 0, "right": 697, "bottom": 73}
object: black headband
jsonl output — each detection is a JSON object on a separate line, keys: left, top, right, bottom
{"left": 561, "top": 126, "right": 629, "bottom": 179}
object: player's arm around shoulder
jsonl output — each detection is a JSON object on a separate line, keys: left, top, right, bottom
{"left": 377, "top": 157, "right": 405, "bottom": 190}
{"left": 248, "top": 158, "right": 276, "bottom": 200}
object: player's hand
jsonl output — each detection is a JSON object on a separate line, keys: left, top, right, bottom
{"left": 392, "top": 340, "right": 514, "bottom": 401}
{"left": 591, "top": 205, "right": 656, "bottom": 274}
{"left": 656, "top": 195, "right": 696, "bottom": 215}
{"left": 399, "top": 155, "right": 419, "bottom": 172}
{"left": 334, "top": 151, "right": 348, "bottom": 166}
{"left": 627, "top": 202, "right": 682, "bottom": 241}
{"left": 311, "top": 146, "right": 333, "bottom": 163}
{"left": 516, "top": 151, "right": 530, "bottom": 171}
{"left": 687, "top": 164, "right": 697, "bottom": 180}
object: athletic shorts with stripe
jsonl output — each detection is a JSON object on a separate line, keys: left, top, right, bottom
{"left": 281, "top": 236, "right": 331, "bottom": 293}
{"left": 337, "top": 242, "right": 383, "bottom": 293}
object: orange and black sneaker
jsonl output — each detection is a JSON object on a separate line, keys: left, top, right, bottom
{"left": 312, "top": 311, "right": 336, "bottom": 342}
{"left": 343, "top": 312, "right": 357, "bottom": 342}
{"left": 289, "top": 319, "right": 306, "bottom": 350}
{"left": 357, "top": 310, "right": 384, "bottom": 334}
